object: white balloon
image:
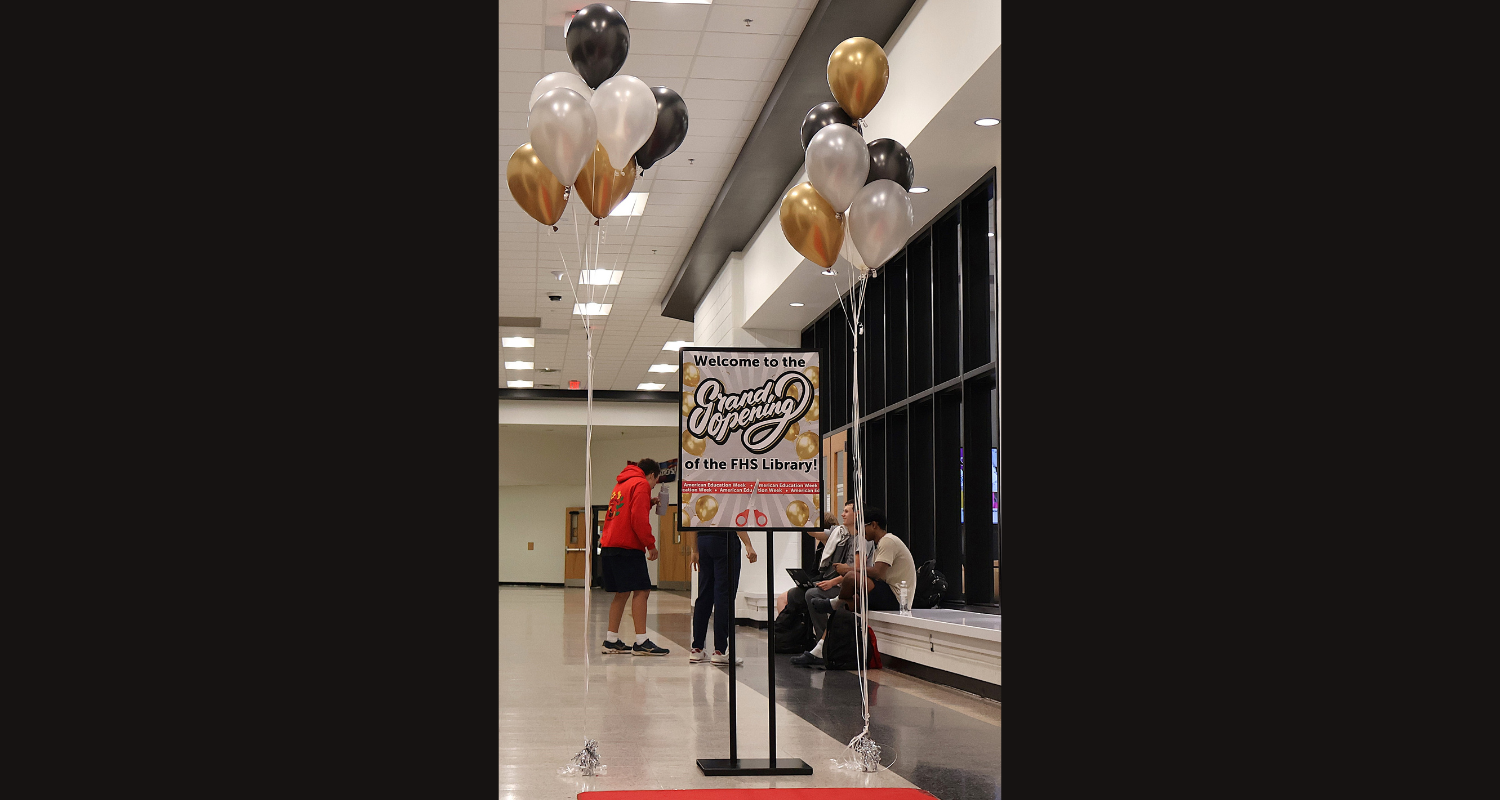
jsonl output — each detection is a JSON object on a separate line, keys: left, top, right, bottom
{"left": 529, "top": 72, "right": 593, "bottom": 110}
{"left": 806, "top": 123, "right": 869, "bottom": 212}
{"left": 590, "top": 75, "right": 657, "bottom": 170}
{"left": 848, "top": 180, "right": 914, "bottom": 269}
{"left": 529, "top": 87, "right": 598, "bottom": 186}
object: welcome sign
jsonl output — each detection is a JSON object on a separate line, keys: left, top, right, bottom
{"left": 678, "top": 348, "right": 823, "bottom": 532}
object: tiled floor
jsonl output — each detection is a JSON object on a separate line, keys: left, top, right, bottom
{"left": 500, "top": 586, "right": 1001, "bottom": 800}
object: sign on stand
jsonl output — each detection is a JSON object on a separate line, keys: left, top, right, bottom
{"left": 679, "top": 347, "right": 818, "bottom": 777}
{"left": 678, "top": 348, "right": 824, "bottom": 532}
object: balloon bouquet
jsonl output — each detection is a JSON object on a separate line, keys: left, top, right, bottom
{"left": 509, "top": 4, "right": 690, "bottom": 780}
{"left": 779, "top": 37, "right": 915, "bottom": 775}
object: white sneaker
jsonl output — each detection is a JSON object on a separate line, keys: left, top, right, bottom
{"left": 709, "top": 651, "right": 744, "bottom": 666}
{"left": 689, "top": 648, "right": 707, "bottom": 663}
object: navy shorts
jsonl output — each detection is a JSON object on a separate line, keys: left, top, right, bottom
{"left": 600, "top": 547, "right": 652, "bottom": 593}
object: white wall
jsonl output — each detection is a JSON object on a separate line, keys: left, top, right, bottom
{"left": 500, "top": 425, "right": 680, "bottom": 584}
{"left": 693, "top": 252, "right": 802, "bottom": 348}
{"left": 499, "top": 484, "right": 583, "bottom": 583}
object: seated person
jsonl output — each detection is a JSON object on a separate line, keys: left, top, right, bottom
{"left": 779, "top": 502, "right": 859, "bottom": 633}
{"left": 792, "top": 505, "right": 916, "bottom": 667}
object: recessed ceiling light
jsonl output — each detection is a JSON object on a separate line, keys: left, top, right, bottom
{"left": 501, "top": 337, "right": 535, "bottom": 347}
{"left": 663, "top": 340, "right": 694, "bottom": 351}
{"left": 649, "top": 364, "right": 679, "bottom": 372}
{"left": 988, "top": 232, "right": 995, "bottom": 237}
{"left": 573, "top": 303, "right": 612, "bottom": 315}
{"left": 505, "top": 361, "right": 534, "bottom": 370}
{"left": 975, "top": 118, "right": 1000, "bottom": 126}
{"left": 507, "top": 380, "right": 533, "bottom": 388}
{"left": 579, "top": 269, "right": 623, "bottom": 285}
{"left": 610, "top": 192, "right": 649, "bottom": 216}
{"left": 638, "top": 382, "right": 666, "bottom": 390}
{"left": 790, "top": 302, "right": 804, "bottom": 307}
{"left": 909, "top": 187, "right": 929, "bottom": 194}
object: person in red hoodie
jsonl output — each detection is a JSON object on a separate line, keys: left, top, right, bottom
{"left": 599, "top": 458, "right": 670, "bottom": 656}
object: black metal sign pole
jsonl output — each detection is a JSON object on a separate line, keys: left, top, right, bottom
{"left": 698, "top": 531, "right": 812, "bottom": 776}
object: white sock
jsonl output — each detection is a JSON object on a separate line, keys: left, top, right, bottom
{"left": 606, "top": 631, "right": 619, "bottom": 643}
{"left": 811, "top": 640, "right": 825, "bottom": 657}
{"left": 636, "top": 633, "right": 649, "bottom": 645}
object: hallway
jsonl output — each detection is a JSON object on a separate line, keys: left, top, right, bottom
{"left": 499, "top": 586, "right": 1001, "bottom": 799}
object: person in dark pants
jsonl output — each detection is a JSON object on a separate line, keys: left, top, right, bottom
{"left": 599, "top": 459, "right": 670, "bottom": 656}
{"left": 688, "top": 529, "right": 757, "bottom": 666}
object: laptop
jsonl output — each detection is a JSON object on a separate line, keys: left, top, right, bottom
{"left": 786, "top": 568, "right": 820, "bottom": 588}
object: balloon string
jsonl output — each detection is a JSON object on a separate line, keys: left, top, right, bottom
{"left": 593, "top": 197, "right": 640, "bottom": 312}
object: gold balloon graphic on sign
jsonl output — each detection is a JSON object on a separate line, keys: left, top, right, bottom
{"left": 804, "top": 366, "right": 819, "bottom": 389}
{"left": 786, "top": 383, "right": 801, "bottom": 400}
{"left": 786, "top": 500, "right": 810, "bottom": 527}
{"left": 695, "top": 495, "right": 719, "bottom": 522}
{"left": 681, "top": 391, "right": 696, "bottom": 417}
{"left": 683, "top": 430, "right": 707, "bottom": 456}
{"left": 683, "top": 363, "right": 702, "bottom": 387}
{"left": 680, "top": 507, "right": 691, "bottom": 528}
{"left": 785, "top": 422, "right": 800, "bottom": 442}
{"left": 795, "top": 431, "right": 820, "bottom": 460}
{"left": 806, "top": 394, "right": 820, "bottom": 421}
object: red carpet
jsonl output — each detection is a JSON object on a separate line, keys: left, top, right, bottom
{"left": 580, "top": 790, "right": 936, "bottom": 799}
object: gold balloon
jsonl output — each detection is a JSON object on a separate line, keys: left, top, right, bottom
{"left": 827, "top": 37, "right": 889, "bottom": 119}
{"left": 682, "top": 491, "right": 692, "bottom": 503}
{"left": 681, "top": 391, "right": 696, "bottom": 417}
{"left": 574, "top": 142, "right": 637, "bottom": 219}
{"left": 695, "top": 495, "right": 719, "bottom": 521}
{"left": 795, "top": 431, "right": 820, "bottom": 460}
{"left": 779, "top": 182, "right": 844, "bottom": 269}
{"left": 680, "top": 507, "right": 690, "bottom": 528}
{"left": 806, "top": 394, "right": 820, "bottom": 421}
{"left": 506, "top": 143, "right": 568, "bottom": 226}
{"left": 786, "top": 383, "right": 802, "bottom": 400}
{"left": 683, "top": 363, "right": 702, "bottom": 387}
{"left": 683, "top": 430, "right": 707, "bottom": 456}
{"left": 785, "top": 422, "right": 800, "bottom": 442}
{"left": 787, "top": 500, "right": 810, "bottom": 527}
{"left": 804, "top": 366, "right": 819, "bottom": 389}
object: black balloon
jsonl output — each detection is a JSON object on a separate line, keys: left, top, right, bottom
{"left": 635, "top": 86, "right": 689, "bottom": 172}
{"left": 866, "top": 138, "right": 914, "bottom": 190}
{"left": 800, "top": 101, "right": 861, "bottom": 151}
{"left": 566, "top": 4, "right": 629, "bottom": 89}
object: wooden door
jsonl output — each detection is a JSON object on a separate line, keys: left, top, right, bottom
{"left": 656, "top": 506, "right": 690, "bottom": 590}
{"left": 564, "top": 507, "right": 586, "bottom": 586}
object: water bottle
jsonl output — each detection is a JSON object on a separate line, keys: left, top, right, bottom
{"left": 898, "top": 580, "right": 911, "bottom": 616}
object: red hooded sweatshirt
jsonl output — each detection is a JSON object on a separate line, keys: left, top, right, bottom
{"left": 600, "top": 464, "right": 656, "bottom": 551}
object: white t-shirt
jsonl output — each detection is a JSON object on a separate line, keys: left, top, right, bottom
{"left": 872, "top": 532, "right": 916, "bottom": 594}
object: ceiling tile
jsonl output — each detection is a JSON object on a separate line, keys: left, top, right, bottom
{"left": 498, "top": 23, "right": 543, "bottom": 49}
{"left": 629, "top": 29, "right": 702, "bottom": 56}
{"left": 696, "top": 31, "right": 782, "bottom": 59}
{"left": 542, "top": 50, "right": 576, "bottom": 73}
{"left": 498, "top": 111, "right": 530, "bottom": 129}
{"left": 498, "top": 48, "right": 542, "bottom": 72}
{"left": 728, "top": 0, "right": 801, "bottom": 7}
{"left": 690, "top": 56, "right": 771, "bottom": 80}
{"left": 682, "top": 117, "right": 743, "bottom": 138}
{"left": 682, "top": 98, "right": 751, "bottom": 119}
{"left": 627, "top": 2, "right": 712, "bottom": 31}
{"left": 683, "top": 78, "right": 758, "bottom": 101}
{"left": 500, "top": 1, "right": 546, "bottom": 24}
{"left": 499, "top": 71, "right": 544, "bottom": 93}
{"left": 624, "top": 54, "right": 694, "bottom": 77}
{"left": 498, "top": 92, "right": 531, "bottom": 113}
{"left": 706, "top": 5, "right": 794, "bottom": 34}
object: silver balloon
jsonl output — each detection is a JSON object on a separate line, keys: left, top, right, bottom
{"left": 529, "top": 72, "right": 593, "bottom": 111}
{"left": 590, "top": 75, "right": 657, "bottom": 171}
{"left": 529, "top": 87, "right": 598, "bottom": 186}
{"left": 806, "top": 123, "right": 869, "bottom": 212}
{"left": 847, "top": 179, "right": 914, "bottom": 269}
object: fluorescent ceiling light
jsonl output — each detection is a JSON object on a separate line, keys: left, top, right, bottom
{"left": 610, "top": 192, "right": 648, "bottom": 217}
{"left": 505, "top": 361, "right": 534, "bottom": 370}
{"left": 507, "top": 380, "right": 533, "bottom": 388}
{"left": 574, "top": 303, "right": 612, "bottom": 315}
{"left": 649, "top": 364, "right": 679, "bottom": 372}
{"left": 909, "top": 187, "right": 929, "bottom": 194}
{"left": 789, "top": 302, "right": 804, "bottom": 307}
{"left": 501, "top": 337, "right": 535, "bottom": 347}
{"left": 638, "top": 383, "right": 666, "bottom": 390}
{"left": 975, "top": 118, "right": 1000, "bottom": 126}
{"left": 663, "top": 340, "right": 693, "bottom": 351}
{"left": 579, "top": 269, "right": 623, "bottom": 285}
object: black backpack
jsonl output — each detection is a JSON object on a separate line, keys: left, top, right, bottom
{"left": 915, "top": 560, "right": 949, "bottom": 609}
{"left": 772, "top": 603, "right": 813, "bottom": 654}
{"left": 823, "top": 609, "right": 880, "bottom": 670}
